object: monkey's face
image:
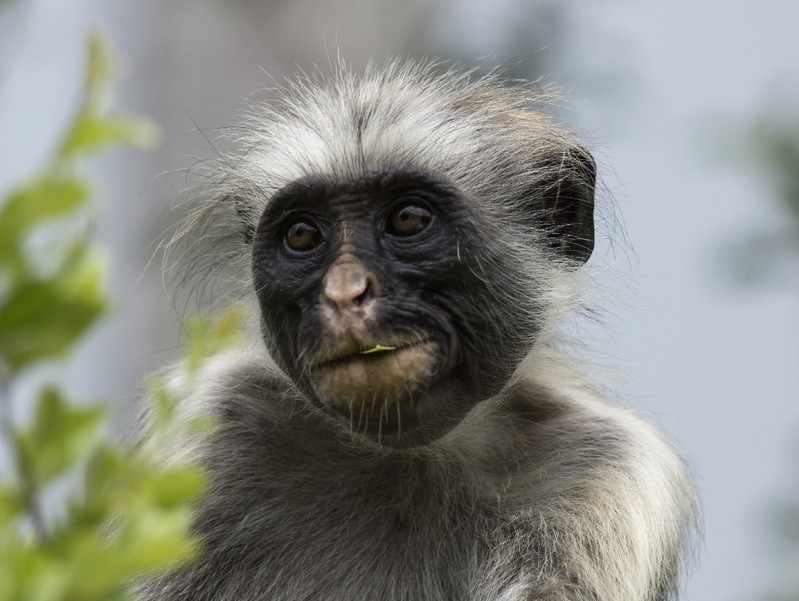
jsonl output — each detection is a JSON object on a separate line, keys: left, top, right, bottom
{"left": 251, "top": 168, "right": 534, "bottom": 445}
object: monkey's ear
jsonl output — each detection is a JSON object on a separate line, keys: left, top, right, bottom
{"left": 538, "top": 147, "right": 596, "bottom": 265}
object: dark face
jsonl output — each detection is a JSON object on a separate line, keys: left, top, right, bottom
{"left": 251, "top": 168, "right": 537, "bottom": 446}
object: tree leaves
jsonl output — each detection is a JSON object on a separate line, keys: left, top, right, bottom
{"left": 60, "top": 111, "right": 159, "bottom": 159}
{"left": 0, "top": 30, "right": 155, "bottom": 375}
{"left": 0, "top": 249, "right": 107, "bottom": 373}
{"left": 0, "top": 31, "right": 217, "bottom": 601}
{"left": 0, "top": 176, "right": 88, "bottom": 262}
{"left": 14, "top": 389, "right": 104, "bottom": 487}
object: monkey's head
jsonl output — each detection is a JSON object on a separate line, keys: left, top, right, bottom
{"left": 218, "top": 64, "right": 595, "bottom": 446}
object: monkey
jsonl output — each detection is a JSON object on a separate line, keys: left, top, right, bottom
{"left": 138, "top": 62, "right": 697, "bottom": 601}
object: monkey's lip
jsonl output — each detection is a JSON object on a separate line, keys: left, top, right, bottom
{"left": 309, "top": 338, "right": 438, "bottom": 425}
{"left": 310, "top": 339, "right": 433, "bottom": 371}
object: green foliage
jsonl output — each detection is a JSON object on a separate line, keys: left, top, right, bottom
{"left": 0, "top": 32, "right": 157, "bottom": 374}
{"left": 716, "top": 113, "right": 799, "bottom": 287}
{"left": 14, "top": 388, "right": 105, "bottom": 489}
{"left": 728, "top": 112, "right": 799, "bottom": 601}
{"left": 745, "top": 119, "right": 799, "bottom": 224}
{"left": 183, "top": 306, "right": 245, "bottom": 375}
{"left": 0, "top": 32, "right": 230, "bottom": 601}
{"left": 0, "top": 249, "right": 106, "bottom": 372}
{"left": 359, "top": 344, "right": 397, "bottom": 355}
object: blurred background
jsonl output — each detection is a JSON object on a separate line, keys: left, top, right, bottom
{"left": 0, "top": 0, "right": 797, "bottom": 599}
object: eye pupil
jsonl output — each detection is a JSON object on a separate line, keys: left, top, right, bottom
{"left": 286, "top": 221, "right": 321, "bottom": 251}
{"left": 389, "top": 202, "right": 432, "bottom": 236}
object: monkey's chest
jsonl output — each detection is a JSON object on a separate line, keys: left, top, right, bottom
{"left": 195, "top": 452, "right": 498, "bottom": 601}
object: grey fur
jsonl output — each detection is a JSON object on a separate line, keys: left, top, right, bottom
{"left": 140, "top": 63, "right": 697, "bottom": 601}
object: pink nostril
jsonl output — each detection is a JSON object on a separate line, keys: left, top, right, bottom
{"left": 353, "top": 278, "right": 374, "bottom": 307}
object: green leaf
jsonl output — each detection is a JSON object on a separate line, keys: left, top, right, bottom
{"left": 85, "top": 31, "right": 113, "bottom": 105}
{"left": 56, "top": 446, "right": 205, "bottom": 597}
{"left": 0, "top": 485, "right": 23, "bottom": 527}
{"left": 16, "top": 388, "right": 105, "bottom": 486}
{"left": 359, "top": 344, "right": 397, "bottom": 355}
{"left": 0, "top": 247, "right": 107, "bottom": 372}
{"left": 145, "top": 377, "right": 177, "bottom": 432}
{"left": 57, "top": 32, "right": 159, "bottom": 160}
{"left": 143, "top": 467, "right": 206, "bottom": 509}
{"left": 60, "top": 111, "right": 159, "bottom": 159}
{"left": 0, "top": 176, "right": 89, "bottom": 262}
{"left": 185, "top": 305, "right": 245, "bottom": 373}
{"left": 114, "top": 507, "right": 198, "bottom": 568}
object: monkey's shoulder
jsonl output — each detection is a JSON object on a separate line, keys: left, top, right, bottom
{"left": 142, "top": 359, "right": 693, "bottom": 601}
{"left": 173, "top": 351, "right": 301, "bottom": 423}
{"left": 450, "top": 377, "right": 692, "bottom": 506}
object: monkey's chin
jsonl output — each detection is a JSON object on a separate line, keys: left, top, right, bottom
{"left": 309, "top": 341, "right": 438, "bottom": 438}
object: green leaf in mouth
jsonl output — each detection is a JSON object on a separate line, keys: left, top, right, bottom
{"left": 359, "top": 344, "right": 397, "bottom": 355}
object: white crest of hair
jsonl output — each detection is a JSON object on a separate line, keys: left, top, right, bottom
{"left": 182, "top": 60, "right": 589, "bottom": 341}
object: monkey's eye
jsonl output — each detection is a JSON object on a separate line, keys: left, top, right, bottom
{"left": 285, "top": 220, "right": 322, "bottom": 251}
{"left": 388, "top": 200, "right": 432, "bottom": 236}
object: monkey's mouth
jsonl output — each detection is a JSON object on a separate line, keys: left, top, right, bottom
{"left": 307, "top": 338, "right": 438, "bottom": 419}
{"left": 310, "top": 338, "right": 433, "bottom": 371}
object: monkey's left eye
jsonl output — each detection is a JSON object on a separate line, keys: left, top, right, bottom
{"left": 388, "top": 200, "right": 432, "bottom": 236}
{"left": 285, "top": 220, "right": 322, "bottom": 251}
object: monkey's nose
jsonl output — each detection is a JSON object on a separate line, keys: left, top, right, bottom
{"left": 322, "top": 261, "right": 379, "bottom": 313}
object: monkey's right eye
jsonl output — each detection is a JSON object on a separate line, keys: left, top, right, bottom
{"left": 285, "top": 220, "right": 322, "bottom": 251}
